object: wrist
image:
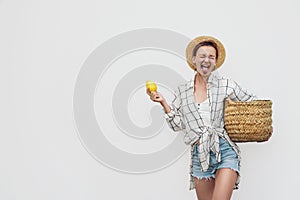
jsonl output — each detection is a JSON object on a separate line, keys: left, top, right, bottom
{"left": 159, "top": 100, "right": 167, "bottom": 106}
{"left": 160, "top": 100, "right": 168, "bottom": 107}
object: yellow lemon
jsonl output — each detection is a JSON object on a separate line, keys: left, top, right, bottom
{"left": 148, "top": 84, "right": 157, "bottom": 92}
{"left": 146, "top": 80, "right": 157, "bottom": 92}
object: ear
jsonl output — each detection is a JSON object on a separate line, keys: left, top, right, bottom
{"left": 192, "top": 56, "right": 196, "bottom": 64}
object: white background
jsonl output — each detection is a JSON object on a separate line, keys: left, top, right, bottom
{"left": 1, "top": 0, "right": 300, "bottom": 199}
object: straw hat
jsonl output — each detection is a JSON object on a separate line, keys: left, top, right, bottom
{"left": 186, "top": 35, "right": 226, "bottom": 70}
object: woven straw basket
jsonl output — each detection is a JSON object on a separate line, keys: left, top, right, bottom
{"left": 224, "top": 99, "right": 273, "bottom": 142}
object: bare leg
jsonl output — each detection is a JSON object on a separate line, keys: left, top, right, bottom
{"left": 194, "top": 177, "right": 215, "bottom": 200}
{"left": 212, "top": 168, "right": 238, "bottom": 200}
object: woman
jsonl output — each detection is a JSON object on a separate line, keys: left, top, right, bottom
{"left": 147, "top": 36, "right": 260, "bottom": 200}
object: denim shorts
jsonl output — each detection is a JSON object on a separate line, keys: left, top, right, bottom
{"left": 192, "top": 137, "right": 240, "bottom": 180}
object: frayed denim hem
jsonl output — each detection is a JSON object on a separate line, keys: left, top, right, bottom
{"left": 191, "top": 174, "right": 215, "bottom": 181}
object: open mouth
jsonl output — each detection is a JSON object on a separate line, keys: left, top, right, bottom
{"left": 201, "top": 65, "right": 210, "bottom": 73}
{"left": 201, "top": 65, "right": 210, "bottom": 69}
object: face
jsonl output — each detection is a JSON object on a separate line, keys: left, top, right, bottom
{"left": 192, "top": 46, "right": 217, "bottom": 77}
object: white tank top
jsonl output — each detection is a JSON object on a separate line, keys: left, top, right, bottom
{"left": 197, "top": 98, "right": 211, "bottom": 126}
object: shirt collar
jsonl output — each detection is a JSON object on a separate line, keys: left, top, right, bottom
{"left": 188, "top": 71, "right": 219, "bottom": 89}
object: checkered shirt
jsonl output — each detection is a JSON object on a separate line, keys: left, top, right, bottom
{"left": 164, "top": 71, "right": 256, "bottom": 190}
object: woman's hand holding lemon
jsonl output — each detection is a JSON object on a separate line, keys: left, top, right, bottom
{"left": 146, "top": 80, "right": 171, "bottom": 114}
{"left": 146, "top": 80, "right": 165, "bottom": 103}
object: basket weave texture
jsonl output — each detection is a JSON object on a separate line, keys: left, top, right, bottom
{"left": 224, "top": 99, "right": 272, "bottom": 142}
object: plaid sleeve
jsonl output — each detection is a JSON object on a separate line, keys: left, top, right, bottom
{"left": 228, "top": 79, "right": 257, "bottom": 101}
{"left": 164, "top": 87, "right": 186, "bottom": 132}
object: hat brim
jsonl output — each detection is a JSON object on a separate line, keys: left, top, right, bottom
{"left": 186, "top": 36, "right": 226, "bottom": 70}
